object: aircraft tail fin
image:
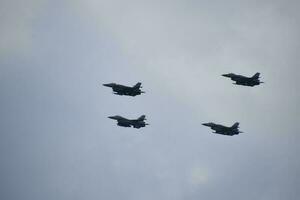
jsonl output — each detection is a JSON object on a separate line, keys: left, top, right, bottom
{"left": 232, "top": 122, "right": 239, "bottom": 129}
{"left": 252, "top": 73, "right": 260, "bottom": 79}
{"left": 133, "top": 82, "right": 142, "bottom": 89}
{"left": 138, "top": 115, "right": 146, "bottom": 121}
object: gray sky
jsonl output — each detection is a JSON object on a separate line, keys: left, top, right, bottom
{"left": 1, "top": 0, "right": 300, "bottom": 200}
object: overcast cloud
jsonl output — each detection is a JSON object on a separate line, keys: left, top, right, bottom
{"left": 1, "top": 0, "right": 300, "bottom": 200}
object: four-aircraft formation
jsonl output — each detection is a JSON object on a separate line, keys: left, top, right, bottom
{"left": 103, "top": 72, "right": 263, "bottom": 135}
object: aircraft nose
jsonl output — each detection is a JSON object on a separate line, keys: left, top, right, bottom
{"left": 108, "top": 116, "right": 116, "bottom": 119}
{"left": 103, "top": 83, "right": 114, "bottom": 87}
{"left": 202, "top": 123, "right": 210, "bottom": 127}
{"left": 222, "top": 74, "right": 231, "bottom": 77}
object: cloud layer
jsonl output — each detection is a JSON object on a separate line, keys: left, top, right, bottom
{"left": 1, "top": 0, "right": 300, "bottom": 200}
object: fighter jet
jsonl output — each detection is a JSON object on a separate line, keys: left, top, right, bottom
{"left": 103, "top": 82, "right": 145, "bottom": 96}
{"left": 202, "top": 122, "right": 243, "bottom": 136}
{"left": 108, "top": 115, "right": 149, "bottom": 129}
{"left": 222, "top": 72, "right": 263, "bottom": 87}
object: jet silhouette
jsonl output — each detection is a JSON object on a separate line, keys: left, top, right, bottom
{"left": 202, "top": 122, "right": 243, "bottom": 136}
{"left": 108, "top": 115, "right": 149, "bottom": 129}
{"left": 222, "top": 72, "right": 263, "bottom": 87}
{"left": 103, "top": 82, "right": 145, "bottom": 96}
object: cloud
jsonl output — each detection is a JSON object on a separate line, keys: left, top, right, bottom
{"left": 1, "top": 1, "right": 299, "bottom": 200}
{"left": 0, "top": 0, "right": 46, "bottom": 56}
{"left": 189, "top": 166, "right": 210, "bottom": 186}
{"left": 68, "top": 0, "right": 300, "bottom": 135}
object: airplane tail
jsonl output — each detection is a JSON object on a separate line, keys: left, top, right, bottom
{"left": 133, "top": 82, "right": 142, "bottom": 89}
{"left": 252, "top": 73, "right": 260, "bottom": 79}
{"left": 138, "top": 115, "right": 146, "bottom": 121}
{"left": 231, "top": 122, "right": 239, "bottom": 129}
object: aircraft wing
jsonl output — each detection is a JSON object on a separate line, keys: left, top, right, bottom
{"left": 117, "top": 121, "right": 131, "bottom": 127}
{"left": 214, "top": 130, "right": 237, "bottom": 136}
{"left": 114, "top": 91, "right": 125, "bottom": 95}
{"left": 211, "top": 125, "right": 227, "bottom": 132}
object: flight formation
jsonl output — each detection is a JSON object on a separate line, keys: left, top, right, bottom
{"left": 104, "top": 72, "right": 263, "bottom": 135}
{"left": 103, "top": 82, "right": 148, "bottom": 129}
